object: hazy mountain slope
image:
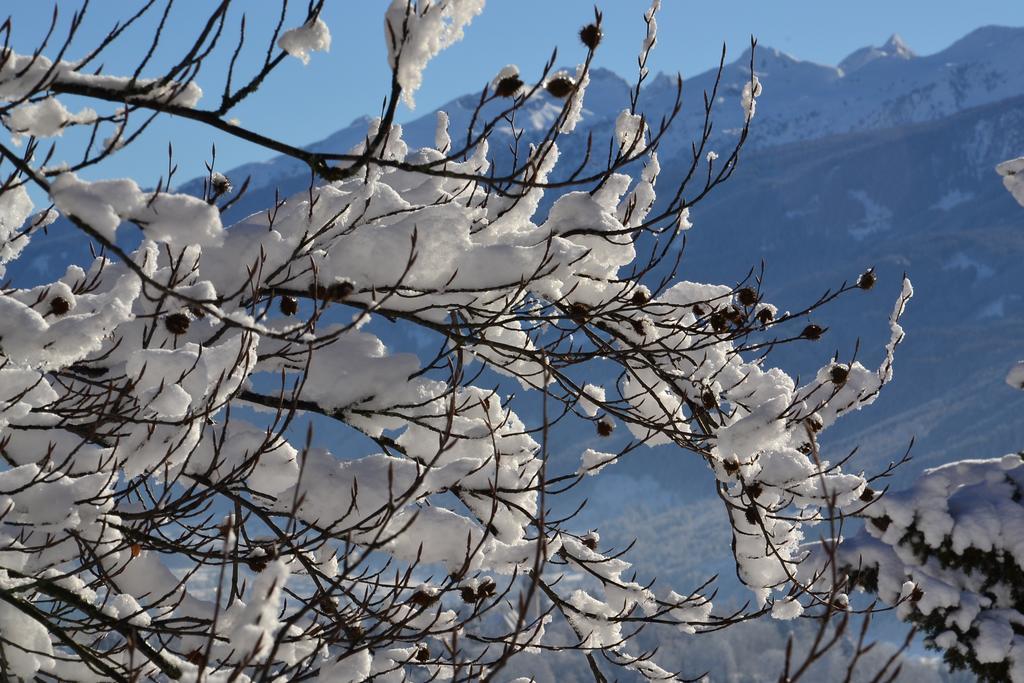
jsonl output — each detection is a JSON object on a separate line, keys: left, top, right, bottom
{"left": 642, "top": 25, "right": 1024, "bottom": 153}
{"left": 672, "top": 94, "right": 1024, "bottom": 478}
{"left": 188, "top": 26, "right": 1024, "bottom": 224}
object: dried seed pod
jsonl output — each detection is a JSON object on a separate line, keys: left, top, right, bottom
{"left": 568, "top": 302, "right": 589, "bottom": 325}
{"left": 344, "top": 623, "right": 365, "bottom": 642}
{"left": 859, "top": 487, "right": 876, "bottom": 502}
{"left": 724, "top": 305, "right": 744, "bottom": 324}
{"left": 408, "top": 589, "right": 437, "bottom": 607}
{"left": 631, "top": 289, "right": 648, "bottom": 306}
{"left": 546, "top": 76, "right": 575, "bottom": 98}
{"left": 415, "top": 645, "right": 430, "bottom": 663}
{"left": 459, "top": 586, "right": 478, "bottom": 603}
{"left": 756, "top": 307, "right": 774, "bottom": 325}
{"left": 722, "top": 459, "right": 740, "bottom": 475}
{"left": 801, "top": 324, "right": 823, "bottom": 340}
{"left": 49, "top": 296, "right": 70, "bottom": 316}
{"left": 857, "top": 268, "right": 877, "bottom": 290}
{"left": 211, "top": 172, "right": 232, "bottom": 196}
{"left": 494, "top": 75, "right": 523, "bottom": 98}
{"left": 165, "top": 312, "right": 191, "bottom": 335}
{"left": 870, "top": 515, "right": 891, "bottom": 532}
{"left": 280, "top": 296, "right": 298, "bottom": 316}
{"left": 744, "top": 506, "right": 759, "bottom": 525}
{"left": 477, "top": 578, "right": 496, "bottom": 598}
{"left": 579, "top": 23, "right": 602, "bottom": 49}
{"left": 700, "top": 389, "right": 716, "bottom": 410}
{"left": 327, "top": 281, "right": 354, "bottom": 300}
{"left": 830, "top": 364, "right": 849, "bottom": 385}
{"left": 596, "top": 418, "right": 613, "bottom": 437}
{"left": 737, "top": 287, "right": 758, "bottom": 307}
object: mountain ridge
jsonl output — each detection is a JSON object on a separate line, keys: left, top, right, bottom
{"left": 187, "top": 24, "right": 1024, "bottom": 203}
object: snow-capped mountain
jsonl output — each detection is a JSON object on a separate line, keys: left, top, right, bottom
{"left": 642, "top": 25, "right": 1024, "bottom": 152}
{"left": 838, "top": 33, "right": 916, "bottom": 74}
{"left": 190, "top": 25, "right": 1024, "bottom": 218}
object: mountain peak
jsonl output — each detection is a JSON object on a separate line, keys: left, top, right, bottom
{"left": 736, "top": 44, "right": 801, "bottom": 70}
{"left": 882, "top": 33, "right": 914, "bottom": 58}
{"left": 838, "top": 34, "right": 915, "bottom": 75}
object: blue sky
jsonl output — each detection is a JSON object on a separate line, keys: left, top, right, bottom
{"left": 9, "top": 1, "right": 1024, "bottom": 185}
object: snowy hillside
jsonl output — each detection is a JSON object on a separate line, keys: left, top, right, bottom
{"left": 183, "top": 25, "right": 1024, "bottom": 208}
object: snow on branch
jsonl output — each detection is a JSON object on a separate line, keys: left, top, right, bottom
{"left": 0, "top": 2, "right": 921, "bottom": 681}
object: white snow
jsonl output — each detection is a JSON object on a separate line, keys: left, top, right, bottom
{"left": 930, "top": 188, "right": 975, "bottom": 211}
{"left": 847, "top": 189, "right": 893, "bottom": 240}
{"left": 771, "top": 597, "right": 804, "bottom": 620}
{"left": 997, "top": 157, "right": 1024, "bottom": 207}
{"left": 741, "top": 74, "right": 762, "bottom": 120}
{"left": 3, "top": 97, "right": 97, "bottom": 139}
{"left": 278, "top": 17, "right": 332, "bottom": 65}
{"left": 1006, "top": 361, "right": 1024, "bottom": 390}
{"left": 577, "top": 448, "right": 618, "bottom": 476}
{"left": 384, "top": 0, "right": 484, "bottom": 108}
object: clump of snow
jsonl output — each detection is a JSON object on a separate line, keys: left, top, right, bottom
{"left": 677, "top": 206, "right": 693, "bottom": 231}
{"left": 228, "top": 559, "right": 290, "bottom": 664}
{"left": 561, "top": 64, "right": 593, "bottom": 133}
{"left": 50, "top": 173, "right": 224, "bottom": 245}
{"left": 805, "top": 453, "right": 1024, "bottom": 680}
{"left": 577, "top": 448, "right": 617, "bottom": 476}
{"left": 640, "top": 1, "right": 661, "bottom": 63}
{"left": 3, "top": 97, "right": 97, "bottom": 139}
{"left": 0, "top": 184, "right": 34, "bottom": 278}
{"left": 741, "top": 74, "right": 762, "bottom": 119}
{"left": 578, "top": 383, "right": 605, "bottom": 416}
{"left": 771, "top": 597, "right": 804, "bottom": 620}
{"left": 316, "top": 650, "right": 372, "bottom": 682}
{"left": 278, "top": 17, "right": 332, "bottom": 65}
{"left": 1006, "top": 361, "right": 1024, "bottom": 390}
{"left": 997, "top": 157, "right": 1024, "bottom": 207}
{"left": 385, "top": 0, "right": 484, "bottom": 108}
{"left": 615, "top": 109, "right": 648, "bottom": 151}
{"left": 434, "top": 110, "right": 450, "bottom": 152}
